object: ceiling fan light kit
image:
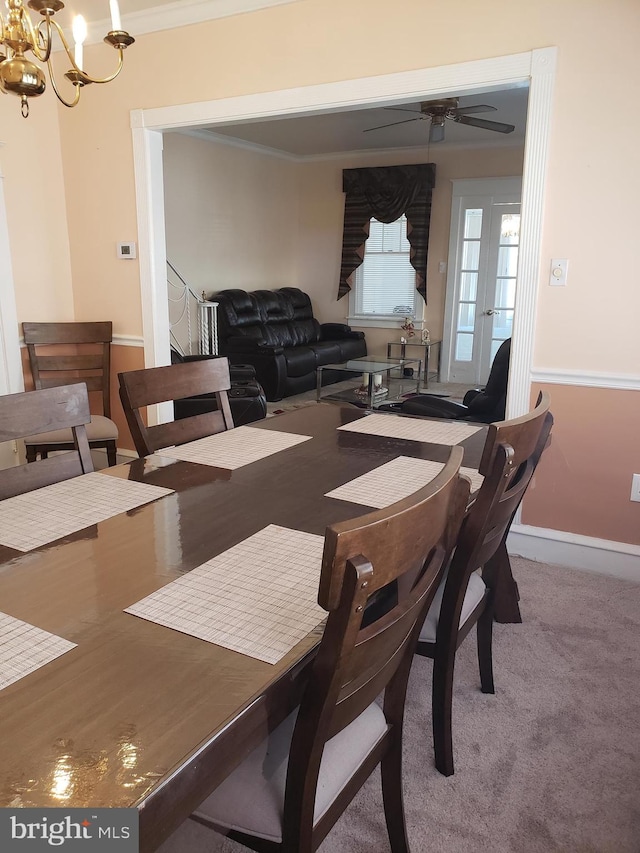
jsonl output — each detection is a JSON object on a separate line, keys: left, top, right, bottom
{"left": 364, "top": 96, "right": 516, "bottom": 143}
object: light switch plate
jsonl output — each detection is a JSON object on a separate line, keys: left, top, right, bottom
{"left": 549, "top": 258, "right": 568, "bottom": 286}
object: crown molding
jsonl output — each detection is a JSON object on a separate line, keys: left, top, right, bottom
{"left": 79, "top": 0, "right": 302, "bottom": 45}
{"left": 177, "top": 126, "right": 525, "bottom": 163}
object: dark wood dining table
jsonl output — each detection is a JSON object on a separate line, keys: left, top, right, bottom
{"left": 0, "top": 404, "right": 490, "bottom": 851}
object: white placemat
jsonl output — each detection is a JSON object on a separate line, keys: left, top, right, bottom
{"left": 125, "top": 524, "right": 326, "bottom": 665}
{"left": 325, "top": 456, "right": 484, "bottom": 508}
{"left": 0, "top": 472, "right": 174, "bottom": 552}
{"left": 154, "top": 426, "right": 312, "bottom": 470}
{"left": 338, "top": 413, "right": 481, "bottom": 445}
{"left": 0, "top": 611, "right": 76, "bottom": 691}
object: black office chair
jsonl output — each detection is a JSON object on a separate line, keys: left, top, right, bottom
{"left": 382, "top": 338, "right": 511, "bottom": 425}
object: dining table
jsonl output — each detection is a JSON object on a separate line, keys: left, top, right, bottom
{"left": 0, "top": 403, "right": 495, "bottom": 851}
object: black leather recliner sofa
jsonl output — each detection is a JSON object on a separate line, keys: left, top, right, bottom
{"left": 170, "top": 348, "right": 267, "bottom": 426}
{"left": 211, "top": 287, "right": 367, "bottom": 401}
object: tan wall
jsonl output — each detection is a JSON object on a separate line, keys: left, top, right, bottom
{"left": 0, "top": 90, "right": 73, "bottom": 325}
{"left": 110, "top": 345, "right": 144, "bottom": 452}
{"left": 163, "top": 133, "right": 300, "bottom": 296}
{"left": 525, "top": 384, "right": 640, "bottom": 546}
{"left": 1, "top": 0, "right": 638, "bottom": 546}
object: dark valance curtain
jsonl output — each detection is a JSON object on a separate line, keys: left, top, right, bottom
{"left": 337, "top": 163, "right": 436, "bottom": 302}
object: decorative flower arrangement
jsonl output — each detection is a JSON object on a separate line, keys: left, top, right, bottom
{"left": 400, "top": 317, "right": 415, "bottom": 338}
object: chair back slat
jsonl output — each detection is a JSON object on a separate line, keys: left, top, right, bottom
{"left": 118, "top": 358, "right": 234, "bottom": 457}
{"left": 38, "top": 375, "right": 104, "bottom": 393}
{"left": 33, "top": 354, "right": 105, "bottom": 372}
{"left": 0, "top": 383, "right": 93, "bottom": 500}
{"left": 145, "top": 410, "right": 228, "bottom": 453}
{"left": 281, "top": 449, "right": 469, "bottom": 840}
{"left": 23, "top": 321, "right": 113, "bottom": 345}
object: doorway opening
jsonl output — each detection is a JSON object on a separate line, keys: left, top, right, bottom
{"left": 132, "top": 47, "right": 557, "bottom": 425}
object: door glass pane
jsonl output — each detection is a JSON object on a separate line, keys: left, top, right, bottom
{"left": 500, "top": 213, "right": 520, "bottom": 244}
{"left": 464, "top": 209, "right": 483, "bottom": 239}
{"left": 461, "top": 241, "right": 480, "bottom": 270}
{"left": 455, "top": 333, "right": 473, "bottom": 361}
{"left": 494, "top": 278, "right": 516, "bottom": 309}
{"left": 457, "top": 302, "right": 475, "bottom": 332}
{"left": 497, "top": 246, "right": 519, "bottom": 277}
{"left": 492, "top": 309, "right": 513, "bottom": 341}
{"left": 460, "top": 272, "right": 477, "bottom": 302}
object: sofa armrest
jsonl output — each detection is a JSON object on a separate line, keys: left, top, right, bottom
{"left": 320, "top": 323, "right": 365, "bottom": 341}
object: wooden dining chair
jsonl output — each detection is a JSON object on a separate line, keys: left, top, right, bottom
{"left": 22, "top": 321, "right": 118, "bottom": 467}
{"left": 0, "top": 383, "right": 93, "bottom": 500}
{"left": 118, "top": 357, "right": 234, "bottom": 457}
{"left": 416, "top": 391, "right": 553, "bottom": 776}
{"left": 189, "top": 447, "right": 469, "bottom": 853}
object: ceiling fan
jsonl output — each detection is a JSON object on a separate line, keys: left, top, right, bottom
{"left": 363, "top": 97, "right": 516, "bottom": 143}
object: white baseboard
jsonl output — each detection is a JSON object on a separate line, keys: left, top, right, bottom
{"left": 508, "top": 523, "right": 640, "bottom": 582}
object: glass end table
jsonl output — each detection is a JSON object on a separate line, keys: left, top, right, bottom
{"left": 387, "top": 339, "right": 442, "bottom": 389}
{"left": 316, "top": 355, "right": 422, "bottom": 409}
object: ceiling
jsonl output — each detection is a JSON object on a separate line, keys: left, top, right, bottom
{"left": 48, "top": 0, "right": 177, "bottom": 29}
{"left": 197, "top": 87, "right": 529, "bottom": 157}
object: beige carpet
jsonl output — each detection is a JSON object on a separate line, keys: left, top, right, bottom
{"left": 159, "top": 558, "right": 640, "bottom": 853}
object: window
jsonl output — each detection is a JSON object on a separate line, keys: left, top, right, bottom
{"left": 351, "top": 216, "right": 417, "bottom": 319}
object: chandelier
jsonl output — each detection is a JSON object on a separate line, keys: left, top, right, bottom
{"left": 0, "top": 0, "right": 134, "bottom": 117}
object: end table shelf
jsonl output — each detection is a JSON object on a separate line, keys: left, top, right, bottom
{"left": 387, "top": 339, "right": 441, "bottom": 389}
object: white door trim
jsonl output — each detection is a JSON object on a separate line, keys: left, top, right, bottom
{"left": 131, "top": 46, "right": 557, "bottom": 421}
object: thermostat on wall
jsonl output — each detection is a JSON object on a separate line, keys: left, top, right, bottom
{"left": 117, "top": 242, "right": 137, "bottom": 259}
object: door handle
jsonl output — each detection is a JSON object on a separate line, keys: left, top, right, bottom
{"left": 484, "top": 309, "right": 499, "bottom": 316}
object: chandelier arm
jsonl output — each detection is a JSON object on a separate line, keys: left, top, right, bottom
{"left": 77, "top": 49, "right": 124, "bottom": 85}
{"left": 46, "top": 57, "right": 81, "bottom": 108}
{"left": 38, "top": 17, "right": 74, "bottom": 67}
{"left": 43, "top": 17, "right": 124, "bottom": 85}
{"left": 29, "top": 12, "right": 54, "bottom": 63}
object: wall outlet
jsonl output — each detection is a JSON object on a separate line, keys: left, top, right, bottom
{"left": 631, "top": 474, "right": 640, "bottom": 502}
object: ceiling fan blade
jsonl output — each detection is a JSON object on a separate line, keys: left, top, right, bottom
{"left": 429, "top": 122, "right": 445, "bottom": 143}
{"left": 383, "top": 107, "right": 425, "bottom": 115}
{"left": 449, "top": 104, "right": 497, "bottom": 116}
{"left": 363, "top": 117, "right": 423, "bottom": 133}
{"left": 453, "top": 115, "right": 515, "bottom": 134}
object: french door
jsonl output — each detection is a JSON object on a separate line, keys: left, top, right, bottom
{"left": 442, "top": 177, "right": 522, "bottom": 384}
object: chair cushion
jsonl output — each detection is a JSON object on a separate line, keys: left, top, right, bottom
{"left": 24, "top": 415, "right": 118, "bottom": 445}
{"left": 419, "top": 570, "right": 486, "bottom": 644}
{"left": 192, "top": 702, "right": 388, "bottom": 843}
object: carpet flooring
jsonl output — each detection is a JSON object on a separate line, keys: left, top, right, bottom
{"left": 159, "top": 557, "right": 640, "bottom": 853}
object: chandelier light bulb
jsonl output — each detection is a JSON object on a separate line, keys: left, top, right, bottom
{"left": 109, "top": 0, "right": 122, "bottom": 32}
{"left": 72, "top": 15, "right": 87, "bottom": 69}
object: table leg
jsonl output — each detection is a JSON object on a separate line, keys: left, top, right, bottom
{"left": 316, "top": 367, "right": 322, "bottom": 403}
